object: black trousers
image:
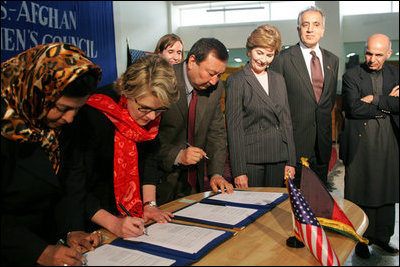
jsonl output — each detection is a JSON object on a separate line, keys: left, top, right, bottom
{"left": 360, "top": 203, "right": 396, "bottom": 244}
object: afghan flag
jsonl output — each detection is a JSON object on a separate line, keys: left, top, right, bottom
{"left": 299, "top": 158, "right": 369, "bottom": 245}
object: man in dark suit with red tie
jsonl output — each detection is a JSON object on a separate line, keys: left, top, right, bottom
{"left": 156, "top": 38, "right": 234, "bottom": 204}
{"left": 270, "top": 6, "right": 339, "bottom": 190}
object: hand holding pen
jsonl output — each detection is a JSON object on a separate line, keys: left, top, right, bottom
{"left": 118, "top": 203, "right": 148, "bottom": 236}
{"left": 178, "top": 142, "right": 209, "bottom": 165}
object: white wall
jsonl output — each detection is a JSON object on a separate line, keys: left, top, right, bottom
{"left": 343, "top": 13, "right": 399, "bottom": 42}
{"left": 113, "top": 1, "right": 169, "bottom": 76}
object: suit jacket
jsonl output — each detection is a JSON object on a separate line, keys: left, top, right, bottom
{"left": 270, "top": 43, "right": 339, "bottom": 164}
{"left": 0, "top": 127, "right": 85, "bottom": 265}
{"left": 158, "top": 62, "right": 227, "bottom": 191}
{"left": 225, "top": 63, "right": 296, "bottom": 178}
{"left": 339, "top": 63, "right": 399, "bottom": 165}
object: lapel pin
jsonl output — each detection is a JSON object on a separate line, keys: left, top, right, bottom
{"left": 327, "top": 65, "right": 331, "bottom": 70}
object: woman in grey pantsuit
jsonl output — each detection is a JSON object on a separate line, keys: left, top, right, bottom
{"left": 225, "top": 25, "right": 296, "bottom": 188}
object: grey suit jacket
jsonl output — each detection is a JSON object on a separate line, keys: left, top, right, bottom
{"left": 225, "top": 63, "right": 296, "bottom": 178}
{"left": 157, "top": 62, "right": 227, "bottom": 190}
{"left": 270, "top": 43, "right": 339, "bottom": 164}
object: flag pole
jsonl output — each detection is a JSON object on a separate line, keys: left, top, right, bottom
{"left": 285, "top": 172, "right": 305, "bottom": 248}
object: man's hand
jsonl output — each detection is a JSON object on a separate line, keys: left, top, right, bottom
{"left": 210, "top": 175, "right": 234, "bottom": 194}
{"left": 360, "top": 94, "right": 374, "bottom": 103}
{"left": 67, "top": 231, "right": 102, "bottom": 252}
{"left": 234, "top": 174, "right": 248, "bottom": 188}
{"left": 37, "top": 245, "right": 85, "bottom": 266}
{"left": 389, "top": 85, "right": 399, "bottom": 97}
{"left": 178, "top": 147, "right": 207, "bottom": 165}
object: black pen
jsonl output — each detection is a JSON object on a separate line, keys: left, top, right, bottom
{"left": 119, "top": 203, "right": 148, "bottom": 235}
{"left": 185, "top": 142, "right": 209, "bottom": 159}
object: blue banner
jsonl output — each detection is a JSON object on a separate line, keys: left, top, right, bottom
{"left": 1, "top": 1, "right": 117, "bottom": 86}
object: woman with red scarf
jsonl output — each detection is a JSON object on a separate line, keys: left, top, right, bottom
{"left": 75, "top": 54, "right": 179, "bottom": 238}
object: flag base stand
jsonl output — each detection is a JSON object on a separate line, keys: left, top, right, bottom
{"left": 286, "top": 236, "right": 305, "bottom": 248}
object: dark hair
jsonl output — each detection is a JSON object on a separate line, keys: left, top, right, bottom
{"left": 62, "top": 71, "right": 98, "bottom": 97}
{"left": 154, "top": 34, "right": 184, "bottom": 55}
{"left": 185, "top": 38, "right": 229, "bottom": 64}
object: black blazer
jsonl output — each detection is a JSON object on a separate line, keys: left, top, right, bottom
{"left": 339, "top": 63, "right": 399, "bottom": 165}
{"left": 74, "top": 85, "right": 160, "bottom": 226}
{"left": 270, "top": 43, "right": 339, "bottom": 164}
{"left": 0, "top": 127, "right": 85, "bottom": 265}
{"left": 225, "top": 63, "right": 296, "bottom": 177}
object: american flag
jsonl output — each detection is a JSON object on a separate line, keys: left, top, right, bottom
{"left": 286, "top": 177, "right": 340, "bottom": 266}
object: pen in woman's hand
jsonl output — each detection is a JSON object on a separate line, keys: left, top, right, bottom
{"left": 119, "top": 203, "right": 148, "bottom": 235}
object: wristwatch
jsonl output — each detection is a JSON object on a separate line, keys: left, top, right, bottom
{"left": 143, "top": 200, "right": 157, "bottom": 207}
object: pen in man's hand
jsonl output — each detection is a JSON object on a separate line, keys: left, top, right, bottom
{"left": 185, "top": 142, "right": 209, "bottom": 159}
{"left": 119, "top": 203, "right": 148, "bottom": 236}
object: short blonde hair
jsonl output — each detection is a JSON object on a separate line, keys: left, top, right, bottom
{"left": 115, "top": 54, "right": 179, "bottom": 106}
{"left": 246, "top": 24, "right": 282, "bottom": 57}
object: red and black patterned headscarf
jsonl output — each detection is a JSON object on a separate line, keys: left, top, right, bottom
{"left": 1, "top": 43, "right": 102, "bottom": 174}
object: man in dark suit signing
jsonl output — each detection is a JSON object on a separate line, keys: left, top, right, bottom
{"left": 270, "top": 6, "right": 339, "bottom": 190}
{"left": 157, "top": 38, "right": 234, "bottom": 204}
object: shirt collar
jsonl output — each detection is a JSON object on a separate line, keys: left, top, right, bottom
{"left": 183, "top": 62, "right": 194, "bottom": 96}
{"left": 299, "top": 41, "right": 322, "bottom": 58}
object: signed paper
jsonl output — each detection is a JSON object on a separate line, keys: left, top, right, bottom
{"left": 210, "top": 191, "right": 285, "bottom": 205}
{"left": 174, "top": 203, "right": 258, "bottom": 225}
{"left": 84, "top": 244, "right": 176, "bottom": 266}
{"left": 124, "top": 223, "right": 225, "bottom": 254}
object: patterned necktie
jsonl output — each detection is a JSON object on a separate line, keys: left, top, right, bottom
{"left": 187, "top": 89, "right": 198, "bottom": 189}
{"left": 310, "top": 50, "right": 324, "bottom": 103}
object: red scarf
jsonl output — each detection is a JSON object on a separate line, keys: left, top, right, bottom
{"left": 87, "top": 94, "right": 160, "bottom": 217}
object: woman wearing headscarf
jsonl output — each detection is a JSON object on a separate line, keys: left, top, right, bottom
{"left": 75, "top": 54, "right": 179, "bottom": 238}
{"left": 1, "top": 43, "right": 102, "bottom": 266}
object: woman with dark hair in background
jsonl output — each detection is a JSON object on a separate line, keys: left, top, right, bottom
{"left": 154, "top": 33, "right": 184, "bottom": 65}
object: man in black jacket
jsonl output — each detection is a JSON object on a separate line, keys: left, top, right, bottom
{"left": 340, "top": 33, "right": 399, "bottom": 258}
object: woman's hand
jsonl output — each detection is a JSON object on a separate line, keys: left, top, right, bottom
{"left": 143, "top": 205, "right": 174, "bottom": 223}
{"left": 110, "top": 216, "right": 145, "bottom": 238}
{"left": 284, "top": 165, "right": 296, "bottom": 180}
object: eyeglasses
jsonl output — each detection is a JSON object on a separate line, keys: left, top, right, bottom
{"left": 135, "top": 98, "right": 168, "bottom": 115}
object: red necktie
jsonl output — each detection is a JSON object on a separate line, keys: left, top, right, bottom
{"left": 310, "top": 50, "right": 324, "bottom": 103}
{"left": 187, "top": 89, "right": 198, "bottom": 189}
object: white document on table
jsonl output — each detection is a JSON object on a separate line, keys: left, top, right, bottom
{"left": 173, "top": 203, "right": 258, "bottom": 225}
{"left": 84, "top": 244, "right": 175, "bottom": 266}
{"left": 124, "top": 222, "right": 225, "bottom": 254}
{"left": 210, "top": 191, "right": 285, "bottom": 205}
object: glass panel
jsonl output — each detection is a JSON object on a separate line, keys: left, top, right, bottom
{"left": 271, "top": 1, "right": 315, "bottom": 21}
{"left": 393, "top": 1, "right": 399, "bottom": 12}
{"left": 225, "top": 4, "right": 269, "bottom": 23}
{"left": 341, "top": 1, "right": 392, "bottom": 15}
{"left": 180, "top": 7, "right": 224, "bottom": 26}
